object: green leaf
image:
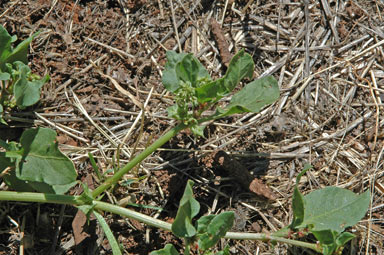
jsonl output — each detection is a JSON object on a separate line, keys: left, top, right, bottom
{"left": 1, "top": 142, "right": 35, "bottom": 192}
{"left": 190, "top": 124, "right": 206, "bottom": 137}
{"left": 175, "top": 54, "right": 211, "bottom": 88}
{"left": 150, "top": 244, "right": 179, "bottom": 255}
{"left": 311, "top": 229, "right": 338, "bottom": 246}
{"left": 215, "top": 76, "right": 279, "bottom": 117}
{"left": 0, "top": 25, "right": 39, "bottom": 71}
{"left": 4, "top": 31, "right": 40, "bottom": 67}
{"left": 93, "top": 210, "right": 122, "bottom": 255}
{"left": 297, "top": 187, "right": 370, "bottom": 233}
{"left": 0, "top": 105, "right": 5, "bottom": 125}
{"left": 12, "top": 61, "right": 49, "bottom": 108}
{"left": 162, "top": 50, "right": 188, "bottom": 92}
{"left": 197, "top": 212, "right": 235, "bottom": 250}
{"left": 290, "top": 164, "right": 312, "bottom": 229}
{"left": 311, "top": 230, "right": 355, "bottom": 255}
{"left": 0, "top": 70, "right": 10, "bottom": 80}
{"left": 13, "top": 128, "right": 77, "bottom": 194}
{"left": 196, "top": 50, "right": 254, "bottom": 103}
{"left": 88, "top": 152, "right": 102, "bottom": 181}
{"left": 335, "top": 231, "right": 355, "bottom": 247}
{"left": 1, "top": 150, "right": 32, "bottom": 192}
{"left": 216, "top": 246, "right": 231, "bottom": 255}
{"left": 171, "top": 180, "right": 200, "bottom": 238}
{"left": 196, "top": 215, "right": 215, "bottom": 234}
{"left": 0, "top": 25, "right": 13, "bottom": 71}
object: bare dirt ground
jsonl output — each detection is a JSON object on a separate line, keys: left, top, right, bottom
{"left": 0, "top": 0, "right": 384, "bottom": 254}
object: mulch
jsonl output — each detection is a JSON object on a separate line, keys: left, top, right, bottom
{"left": 0, "top": 0, "right": 383, "bottom": 254}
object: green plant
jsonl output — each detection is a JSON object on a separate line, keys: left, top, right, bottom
{"left": 0, "top": 50, "right": 370, "bottom": 254}
{"left": 0, "top": 25, "right": 49, "bottom": 124}
{"left": 151, "top": 180, "right": 234, "bottom": 255}
{"left": 273, "top": 165, "right": 370, "bottom": 255}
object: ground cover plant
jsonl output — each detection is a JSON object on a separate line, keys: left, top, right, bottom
{"left": 0, "top": 1, "right": 383, "bottom": 254}
{"left": 0, "top": 47, "right": 371, "bottom": 254}
{"left": 0, "top": 25, "right": 49, "bottom": 124}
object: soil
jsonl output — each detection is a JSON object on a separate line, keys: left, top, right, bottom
{"left": 1, "top": 0, "right": 384, "bottom": 254}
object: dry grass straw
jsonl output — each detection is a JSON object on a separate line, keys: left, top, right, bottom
{"left": 1, "top": 0, "right": 383, "bottom": 253}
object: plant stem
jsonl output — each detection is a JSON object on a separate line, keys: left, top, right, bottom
{"left": 0, "top": 191, "right": 321, "bottom": 253}
{"left": 91, "top": 123, "right": 187, "bottom": 198}
{"left": 0, "top": 191, "right": 80, "bottom": 205}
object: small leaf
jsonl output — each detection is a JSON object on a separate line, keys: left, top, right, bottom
{"left": 12, "top": 61, "right": 49, "bottom": 108}
{"left": 171, "top": 180, "right": 200, "bottom": 238}
{"left": 196, "top": 215, "right": 215, "bottom": 234}
{"left": 162, "top": 50, "right": 188, "bottom": 92}
{"left": 93, "top": 211, "right": 122, "bottom": 255}
{"left": 0, "top": 105, "right": 5, "bottom": 125}
{"left": 166, "top": 104, "right": 182, "bottom": 120}
{"left": 0, "top": 70, "right": 10, "bottom": 80}
{"left": 298, "top": 187, "right": 370, "bottom": 233}
{"left": 196, "top": 50, "right": 254, "bottom": 103}
{"left": 1, "top": 150, "right": 34, "bottom": 192}
{"left": 4, "top": 31, "right": 40, "bottom": 66}
{"left": 215, "top": 76, "right": 279, "bottom": 117}
{"left": 175, "top": 54, "right": 211, "bottom": 88}
{"left": 290, "top": 164, "right": 312, "bottom": 229}
{"left": 197, "top": 212, "right": 235, "bottom": 250}
{"left": 0, "top": 25, "right": 12, "bottom": 71}
{"left": 14, "top": 128, "right": 77, "bottom": 194}
{"left": 311, "top": 229, "right": 338, "bottom": 245}
{"left": 190, "top": 124, "right": 206, "bottom": 137}
{"left": 150, "top": 244, "right": 179, "bottom": 255}
{"left": 216, "top": 245, "right": 231, "bottom": 255}
{"left": 312, "top": 230, "right": 355, "bottom": 255}
{"left": 335, "top": 232, "right": 355, "bottom": 246}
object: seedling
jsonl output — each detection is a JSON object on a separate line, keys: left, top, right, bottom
{"left": 0, "top": 25, "right": 49, "bottom": 124}
{"left": 0, "top": 49, "right": 370, "bottom": 254}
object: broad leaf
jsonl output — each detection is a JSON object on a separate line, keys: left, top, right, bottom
{"left": 150, "top": 244, "right": 179, "bottom": 255}
{"left": 171, "top": 180, "right": 200, "bottom": 238}
{"left": 196, "top": 50, "right": 254, "bottom": 103}
{"left": 12, "top": 61, "right": 49, "bottom": 108}
{"left": 197, "top": 212, "right": 234, "bottom": 250}
{"left": 12, "top": 128, "right": 77, "bottom": 194}
{"left": 298, "top": 187, "right": 370, "bottom": 233}
{"left": 215, "top": 75, "right": 279, "bottom": 118}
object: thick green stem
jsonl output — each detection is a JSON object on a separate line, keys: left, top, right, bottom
{"left": 92, "top": 123, "right": 187, "bottom": 198}
{"left": 0, "top": 191, "right": 321, "bottom": 253}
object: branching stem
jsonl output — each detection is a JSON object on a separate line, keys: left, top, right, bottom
{"left": 0, "top": 191, "right": 320, "bottom": 253}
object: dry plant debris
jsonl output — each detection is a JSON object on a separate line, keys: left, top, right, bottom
{"left": 0, "top": 0, "right": 384, "bottom": 254}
